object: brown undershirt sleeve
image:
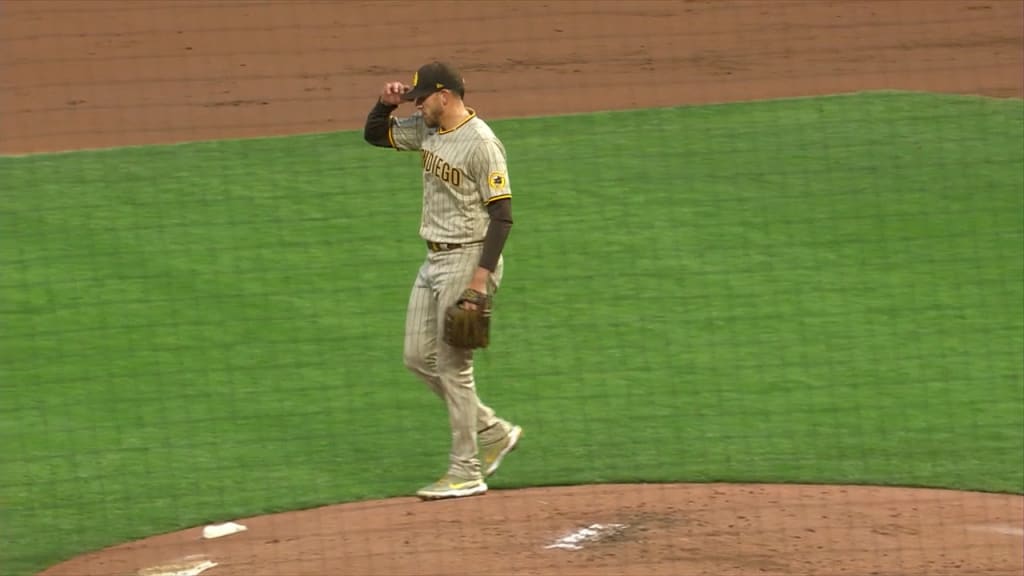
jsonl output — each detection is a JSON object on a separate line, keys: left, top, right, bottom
{"left": 479, "top": 198, "right": 513, "bottom": 273}
{"left": 363, "top": 100, "right": 397, "bottom": 148}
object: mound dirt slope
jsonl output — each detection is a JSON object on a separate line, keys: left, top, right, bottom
{"left": 38, "top": 483, "right": 1024, "bottom": 576}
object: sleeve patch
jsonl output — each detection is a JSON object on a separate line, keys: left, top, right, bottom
{"left": 488, "top": 171, "right": 508, "bottom": 191}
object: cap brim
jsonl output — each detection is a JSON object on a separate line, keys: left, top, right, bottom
{"left": 401, "top": 85, "right": 440, "bottom": 101}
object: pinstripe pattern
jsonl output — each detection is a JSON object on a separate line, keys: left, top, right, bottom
{"left": 389, "top": 107, "right": 516, "bottom": 480}
{"left": 390, "top": 110, "right": 511, "bottom": 244}
{"left": 402, "top": 244, "right": 511, "bottom": 478}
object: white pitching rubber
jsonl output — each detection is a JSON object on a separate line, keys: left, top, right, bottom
{"left": 202, "top": 521, "right": 248, "bottom": 539}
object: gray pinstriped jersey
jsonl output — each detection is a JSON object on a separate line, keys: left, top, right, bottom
{"left": 389, "top": 110, "right": 511, "bottom": 244}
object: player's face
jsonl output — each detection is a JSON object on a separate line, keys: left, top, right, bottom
{"left": 416, "top": 91, "right": 445, "bottom": 128}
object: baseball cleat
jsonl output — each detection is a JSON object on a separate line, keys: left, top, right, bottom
{"left": 416, "top": 476, "right": 488, "bottom": 500}
{"left": 481, "top": 424, "right": 523, "bottom": 477}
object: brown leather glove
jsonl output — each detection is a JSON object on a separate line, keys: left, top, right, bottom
{"left": 443, "top": 288, "right": 492, "bottom": 349}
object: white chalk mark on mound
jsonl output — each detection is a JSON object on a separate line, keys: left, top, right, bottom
{"left": 545, "top": 522, "right": 628, "bottom": 550}
{"left": 137, "top": 555, "right": 218, "bottom": 576}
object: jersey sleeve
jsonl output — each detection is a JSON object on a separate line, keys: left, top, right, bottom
{"left": 388, "top": 113, "right": 427, "bottom": 151}
{"left": 471, "top": 139, "right": 512, "bottom": 205}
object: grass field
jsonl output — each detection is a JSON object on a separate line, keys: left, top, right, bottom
{"left": 2, "top": 91, "right": 1022, "bottom": 576}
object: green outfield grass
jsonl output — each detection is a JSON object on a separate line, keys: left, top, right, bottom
{"left": 1, "top": 91, "right": 1022, "bottom": 576}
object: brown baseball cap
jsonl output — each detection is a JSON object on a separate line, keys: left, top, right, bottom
{"left": 401, "top": 61, "right": 466, "bottom": 101}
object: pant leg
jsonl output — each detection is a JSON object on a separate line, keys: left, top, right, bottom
{"left": 467, "top": 252, "right": 512, "bottom": 445}
{"left": 404, "top": 252, "right": 511, "bottom": 442}
{"left": 433, "top": 247, "right": 510, "bottom": 478}
{"left": 403, "top": 258, "right": 445, "bottom": 398}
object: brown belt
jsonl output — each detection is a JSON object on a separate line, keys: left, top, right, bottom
{"left": 426, "top": 240, "right": 483, "bottom": 252}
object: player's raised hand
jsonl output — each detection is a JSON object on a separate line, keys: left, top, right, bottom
{"left": 379, "top": 82, "right": 410, "bottom": 106}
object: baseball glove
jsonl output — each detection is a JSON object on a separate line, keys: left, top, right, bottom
{"left": 444, "top": 288, "right": 492, "bottom": 349}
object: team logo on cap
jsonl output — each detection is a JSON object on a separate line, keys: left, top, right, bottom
{"left": 412, "top": 71, "right": 418, "bottom": 87}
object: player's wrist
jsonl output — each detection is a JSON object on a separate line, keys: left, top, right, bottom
{"left": 470, "top": 267, "right": 491, "bottom": 291}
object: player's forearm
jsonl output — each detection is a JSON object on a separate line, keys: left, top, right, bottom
{"left": 363, "top": 100, "right": 397, "bottom": 147}
{"left": 478, "top": 198, "right": 513, "bottom": 273}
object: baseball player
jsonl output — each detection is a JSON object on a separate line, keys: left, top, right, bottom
{"left": 363, "top": 61, "right": 523, "bottom": 500}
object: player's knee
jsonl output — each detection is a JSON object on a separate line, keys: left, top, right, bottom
{"left": 403, "top": 347, "right": 435, "bottom": 375}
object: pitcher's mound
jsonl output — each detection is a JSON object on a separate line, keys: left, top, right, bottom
{"left": 38, "top": 483, "right": 1023, "bottom": 576}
